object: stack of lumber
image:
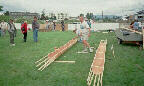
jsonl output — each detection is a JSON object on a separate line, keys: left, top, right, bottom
{"left": 35, "top": 37, "right": 77, "bottom": 71}
{"left": 123, "top": 28, "right": 142, "bottom": 35}
{"left": 87, "top": 40, "right": 107, "bottom": 86}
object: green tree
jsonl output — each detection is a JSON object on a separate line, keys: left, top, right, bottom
{"left": 80, "top": 13, "right": 84, "bottom": 17}
{"left": 4, "top": 11, "right": 9, "bottom": 16}
{"left": 86, "top": 13, "right": 94, "bottom": 20}
{"left": 0, "top": 15, "right": 11, "bottom": 22}
{"left": 53, "top": 16, "right": 56, "bottom": 20}
{"left": 0, "top": 6, "right": 3, "bottom": 12}
{"left": 40, "top": 9, "right": 46, "bottom": 20}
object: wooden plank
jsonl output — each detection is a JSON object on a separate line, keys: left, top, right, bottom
{"left": 87, "top": 40, "right": 107, "bottom": 86}
{"left": 35, "top": 37, "right": 78, "bottom": 71}
{"left": 54, "top": 61, "right": 75, "bottom": 63}
{"left": 77, "top": 52, "right": 88, "bottom": 54}
{"left": 123, "top": 28, "right": 142, "bottom": 35}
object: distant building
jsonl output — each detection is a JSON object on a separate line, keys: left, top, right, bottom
{"left": 47, "top": 13, "right": 56, "bottom": 18}
{"left": 135, "top": 10, "right": 144, "bottom": 21}
{"left": 9, "top": 12, "right": 40, "bottom": 19}
{"left": 69, "top": 17, "right": 79, "bottom": 20}
{"left": 56, "top": 13, "right": 69, "bottom": 20}
{"left": 126, "top": 10, "right": 144, "bottom": 21}
{"left": 46, "top": 13, "right": 69, "bottom": 20}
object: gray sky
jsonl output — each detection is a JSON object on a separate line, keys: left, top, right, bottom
{"left": 0, "top": 0, "right": 144, "bottom": 16}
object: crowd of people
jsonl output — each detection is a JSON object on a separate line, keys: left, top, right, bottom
{"left": 45, "top": 20, "right": 64, "bottom": 31}
{"left": 0, "top": 16, "right": 93, "bottom": 53}
{"left": 0, "top": 16, "right": 40, "bottom": 46}
{"left": 45, "top": 20, "right": 56, "bottom": 31}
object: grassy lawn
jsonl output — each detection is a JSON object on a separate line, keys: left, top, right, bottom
{"left": 0, "top": 30, "right": 144, "bottom": 86}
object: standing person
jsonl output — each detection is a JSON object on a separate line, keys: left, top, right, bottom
{"left": 0, "top": 22, "right": 1, "bottom": 37}
{"left": 87, "top": 19, "right": 92, "bottom": 29}
{"left": 11, "top": 20, "right": 17, "bottom": 37}
{"left": 7, "top": 19, "right": 16, "bottom": 46}
{"left": 138, "top": 21, "right": 142, "bottom": 30}
{"left": 74, "top": 24, "right": 82, "bottom": 42}
{"left": 32, "top": 16, "right": 40, "bottom": 42}
{"left": 53, "top": 21, "right": 56, "bottom": 31}
{"left": 61, "top": 20, "right": 65, "bottom": 31}
{"left": 21, "top": 21, "right": 28, "bottom": 42}
{"left": 21, "top": 21, "right": 24, "bottom": 26}
{"left": 45, "top": 21, "right": 49, "bottom": 30}
{"left": 79, "top": 16, "right": 93, "bottom": 53}
{"left": 0, "top": 20, "right": 7, "bottom": 37}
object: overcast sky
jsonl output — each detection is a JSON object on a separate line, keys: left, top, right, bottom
{"left": 0, "top": 0, "right": 144, "bottom": 16}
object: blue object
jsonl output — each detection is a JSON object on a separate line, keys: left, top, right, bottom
{"left": 33, "top": 29, "right": 38, "bottom": 42}
{"left": 133, "top": 22, "right": 139, "bottom": 30}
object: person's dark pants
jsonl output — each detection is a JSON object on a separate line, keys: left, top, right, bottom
{"left": 54, "top": 26, "right": 56, "bottom": 31}
{"left": 23, "top": 32, "right": 27, "bottom": 42}
{"left": 9, "top": 32, "right": 15, "bottom": 44}
{"left": 62, "top": 26, "right": 65, "bottom": 31}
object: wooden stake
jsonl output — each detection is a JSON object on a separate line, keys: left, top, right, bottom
{"left": 100, "top": 73, "right": 103, "bottom": 86}
{"left": 35, "top": 54, "right": 49, "bottom": 64}
{"left": 54, "top": 61, "right": 75, "bottom": 63}
{"left": 97, "top": 74, "right": 100, "bottom": 86}
{"left": 36, "top": 57, "right": 49, "bottom": 67}
{"left": 93, "top": 75, "right": 97, "bottom": 86}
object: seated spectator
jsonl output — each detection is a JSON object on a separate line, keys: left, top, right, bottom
{"left": 130, "top": 21, "right": 134, "bottom": 28}
{"left": 0, "top": 20, "right": 7, "bottom": 37}
{"left": 133, "top": 20, "right": 139, "bottom": 30}
{"left": 138, "top": 21, "right": 142, "bottom": 30}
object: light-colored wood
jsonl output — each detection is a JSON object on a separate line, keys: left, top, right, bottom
{"left": 102, "top": 32, "right": 108, "bottom": 34}
{"left": 35, "top": 54, "right": 49, "bottom": 64}
{"left": 93, "top": 75, "right": 97, "bottom": 86}
{"left": 87, "top": 40, "right": 107, "bottom": 86}
{"left": 77, "top": 52, "right": 88, "bottom": 54}
{"left": 100, "top": 73, "right": 103, "bottom": 86}
{"left": 36, "top": 57, "right": 49, "bottom": 67}
{"left": 54, "top": 61, "right": 75, "bottom": 63}
{"left": 97, "top": 75, "right": 100, "bottom": 86}
{"left": 35, "top": 37, "right": 78, "bottom": 71}
{"left": 123, "top": 28, "right": 142, "bottom": 35}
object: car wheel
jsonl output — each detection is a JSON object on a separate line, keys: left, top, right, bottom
{"left": 118, "top": 38, "right": 122, "bottom": 44}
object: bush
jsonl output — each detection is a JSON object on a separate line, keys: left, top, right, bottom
{"left": 0, "top": 15, "right": 11, "bottom": 22}
{"left": 15, "top": 18, "right": 32, "bottom": 24}
{"left": 15, "top": 18, "right": 45, "bottom": 24}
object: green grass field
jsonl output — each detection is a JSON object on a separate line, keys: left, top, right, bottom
{"left": 0, "top": 31, "right": 144, "bottom": 86}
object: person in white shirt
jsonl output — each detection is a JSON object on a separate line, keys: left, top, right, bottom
{"left": 7, "top": 19, "right": 16, "bottom": 46}
{"left": 79, "top": 16, "right": 93, "bottom": 53}
{"left": 45, "top": 21, "right": 50, "bottom": 30}
{"left": 0, "top": 20, "right": 7, "bottom": 36}
{"left": 138, "top": 21, "right": 142, "bottom": 30}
